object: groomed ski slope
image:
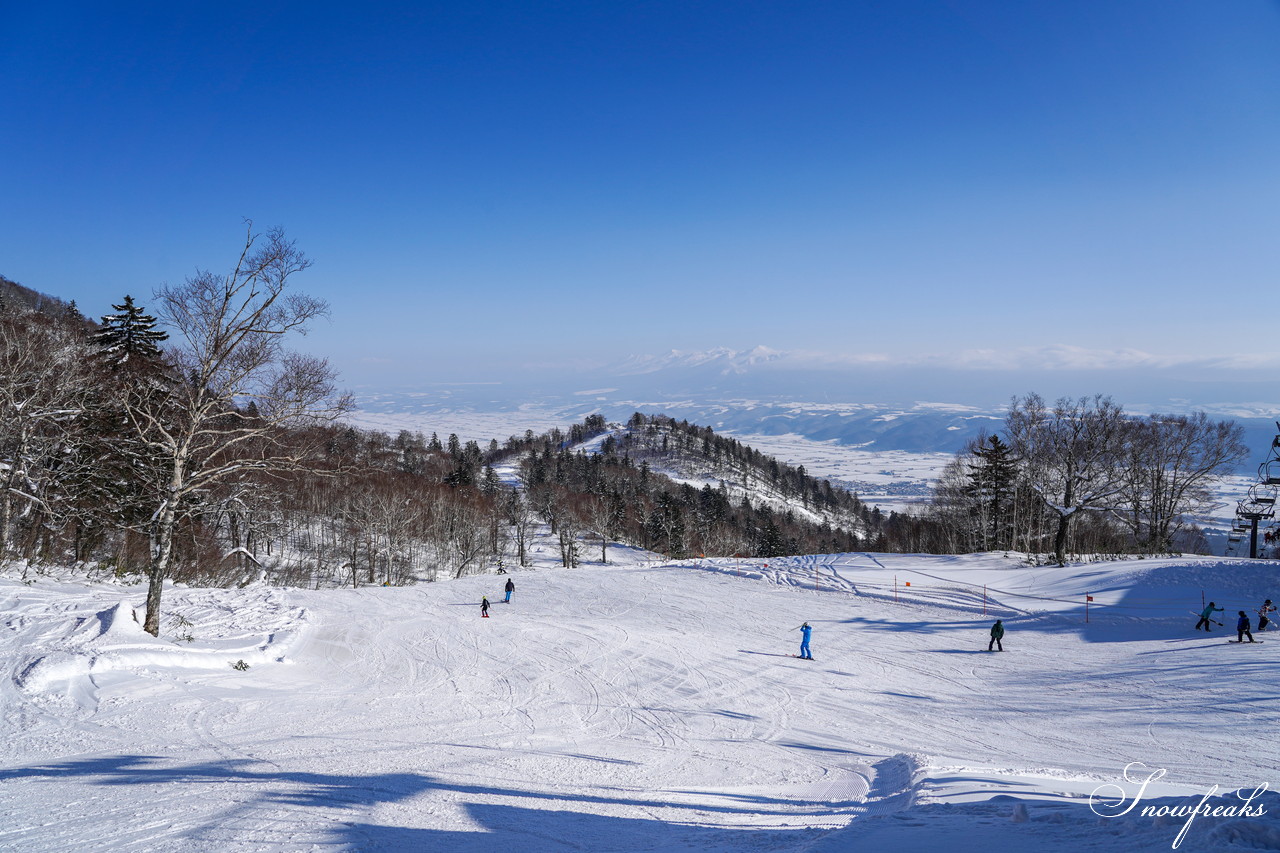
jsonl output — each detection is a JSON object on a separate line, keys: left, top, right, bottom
{"left": 3, "top": 552, "right": 1280, "bottom": 852}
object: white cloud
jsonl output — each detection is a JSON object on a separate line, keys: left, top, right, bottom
{"left": 630, "top": 345, "right": 1280, "bottom": 374}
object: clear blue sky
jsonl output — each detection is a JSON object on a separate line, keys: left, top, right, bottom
{"left": 3, "top": 2, "right": 1279, "bottom": 391}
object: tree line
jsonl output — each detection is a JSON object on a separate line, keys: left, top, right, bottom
{"left": 917, "top": 393, "right": 1247, "bottom": 563}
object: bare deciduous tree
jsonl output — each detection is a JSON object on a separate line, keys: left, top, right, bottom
{"left": 505, "top": 489, "right": 535, "bottom": 567}
{"left": 580, "top": 492, "right": 618, "bottom": 563}
{"left": 1005, "top": 393, "right": 1128, "bottom": 565}
{"left": 1117, "top": 413, "right": 1247, "bottom": 553}
{"left": 0, "top": 313, "right": 92, "bottom": 558}
{"left": 126, "top": 224, "right": 352, "bottom": 635}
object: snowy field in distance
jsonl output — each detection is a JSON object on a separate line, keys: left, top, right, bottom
{"left": 726, "top": 432, "right": 953, "bottom": 514}
{"left": 721, "top": 433, "right": 1261, "bottom": 539}
{"left": 4, "top": 549, "right": 1280, "bottom": 851}
{"left": 344, "top": 404, "right": 575, "bottom": 446}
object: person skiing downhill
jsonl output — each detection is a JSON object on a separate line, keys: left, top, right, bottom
{"left": 1195, "top": 602, "right": 1224, "bottom": 631}
{"left": 1237, "top": 611, "right": 1256, "bottom": 643}
{"left": 988, "top": 619, "right": 1005, "bottom": 652}
{"left": 504, "top": 578, "right": 515, "bottom": 603}
{"left": 1258, "top": 600, "right": 1276, "bottom": 631}
{"left": 481, "top": 596, "right": 490, "bottom": 618}
{"left": 798, "top": 623, "right": 813, "bottom": 660}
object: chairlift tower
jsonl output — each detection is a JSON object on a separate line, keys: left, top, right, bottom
{"left": 1236, "top": 422, "right": 1280, "bottom": 558}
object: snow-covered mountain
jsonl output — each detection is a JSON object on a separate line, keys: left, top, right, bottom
{"left": 614, "top": 345, "right": 788, "bottom": 376}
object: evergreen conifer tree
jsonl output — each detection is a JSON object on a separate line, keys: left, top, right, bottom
{"left": 90, "top": 295, "right": 168, "bottom": 369}
{"left": 78, "top": 296, "right": 174, "bottom": 551}
{"left": 965, "top": 434, "right": 1021, "bottom": 550}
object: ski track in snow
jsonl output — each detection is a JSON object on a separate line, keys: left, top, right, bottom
{"left": 3, "top": 555, "right": 1280, "bottom": 851}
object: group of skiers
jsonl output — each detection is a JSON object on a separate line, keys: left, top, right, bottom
{"left": 480, "top": 578, "right": 517, "bottom": 617}
{"left": 796, "top": 602, "right": 1270, "bottom": 658}
{"left": 477, "top": 575, "right": 1271, "bottom": 655}
{"left": 793, "top": 618, "right": 1008, "bottom": 657}
{"left": 1196, "top": 598, "right": 1274, "bottom": 643}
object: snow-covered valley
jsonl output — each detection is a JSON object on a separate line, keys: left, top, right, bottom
{"left": 4, "top": 551, "right": 1279, "bottom": 851}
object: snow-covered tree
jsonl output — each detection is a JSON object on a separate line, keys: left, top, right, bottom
{"left": 90, "top": 295, "right": 168, "bottom": 369}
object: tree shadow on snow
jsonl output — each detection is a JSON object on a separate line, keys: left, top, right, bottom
{"left": 0, "top": 753, "right": 864, "bottom": 851}
{"left": 835, "top": 616, "right": 984, "bottom": 635}
{"left": 340, "top": 802, "right": 836, "bottom": 852}
{"left": 837, "top": 610, "right": 1229, "bottom": 647}
{"left": 740, "top": 649, "right": 802, "bottom": 659}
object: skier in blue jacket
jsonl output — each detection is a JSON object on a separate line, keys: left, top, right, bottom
{"left": 1195, "top": 602, "right": 1224, "bottom": 631}
{"left": 1236, "top": 611, "right": 1256, "bottom": 643}
{"left": 798, "top": 623, "right": 813, "bottom": 660}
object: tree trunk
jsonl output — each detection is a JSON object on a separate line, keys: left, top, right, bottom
{"left": 1053, "top": 513, "right": 1071, "bottom": 567}
{"left": 0, "top": 487, "right": 11, "bottom": 558}
{"left": 144, "top": 503, "right": 177, "bottom": 636}
{"left": 0, "top": 432, "right": 27, "bottom": 558}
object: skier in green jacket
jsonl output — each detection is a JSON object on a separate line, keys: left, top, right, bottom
{"left": 988, "top": 619, "right": 1004, "bottom": 652}
{"left": 1195, "top": 602, "right": 1223, "bottom": 632}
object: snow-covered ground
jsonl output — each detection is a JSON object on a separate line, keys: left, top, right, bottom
{"left": 726, "top": 432, "right": 953, "bottom": 514}
{"left": 4, "top": 550, "right": 1279, "bottom": 852}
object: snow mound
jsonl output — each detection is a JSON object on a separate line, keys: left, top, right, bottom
{"left": 1210, "top": 819, "right": 1280, "bottom": 850}
{"left": 67, "top": 601, "right": 149, "bottom": 645}
{"left": 9, "top": 588, "right": 310, "bottom": 713}
{"left": 16, "top": 651, "right": 87, "bottom": 695}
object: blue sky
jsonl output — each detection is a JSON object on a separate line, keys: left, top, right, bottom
{"left": 3, "top": 2, "right": 1280, "bottom": 396}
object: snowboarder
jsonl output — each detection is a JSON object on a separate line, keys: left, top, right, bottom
{"left": 798, "top": 622, "right": 813, "bottom": 660}
{"left": 1258, "top": 599, "right": 1275, "bottom": 631}
{"left": 504, "top": 578, "right": 515, "bottom": 603}
{"left": 1195, "top": 602, "right": 1224, "bottom": 631}
{"left": 988, "top": 619, "right": 1005, "bottom": 652}
{"left": 481, "top": 596, "right": 490, "bottom": 618}
{"left": 1236, "top": 611, "right": 1256, "bottom": 643}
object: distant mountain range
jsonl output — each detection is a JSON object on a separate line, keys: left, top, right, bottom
{"left": 352, "top": 346, "right": 1280, "bottom": 470}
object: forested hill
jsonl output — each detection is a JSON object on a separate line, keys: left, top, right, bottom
{"left": 0, "top": 274, "right": 88, "bottom": 323}
{"left": 480, "top": 412, "right": 877, "bottom": 565}
{"left": 568, "top": 412, "right": 872, "bottom": 535}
